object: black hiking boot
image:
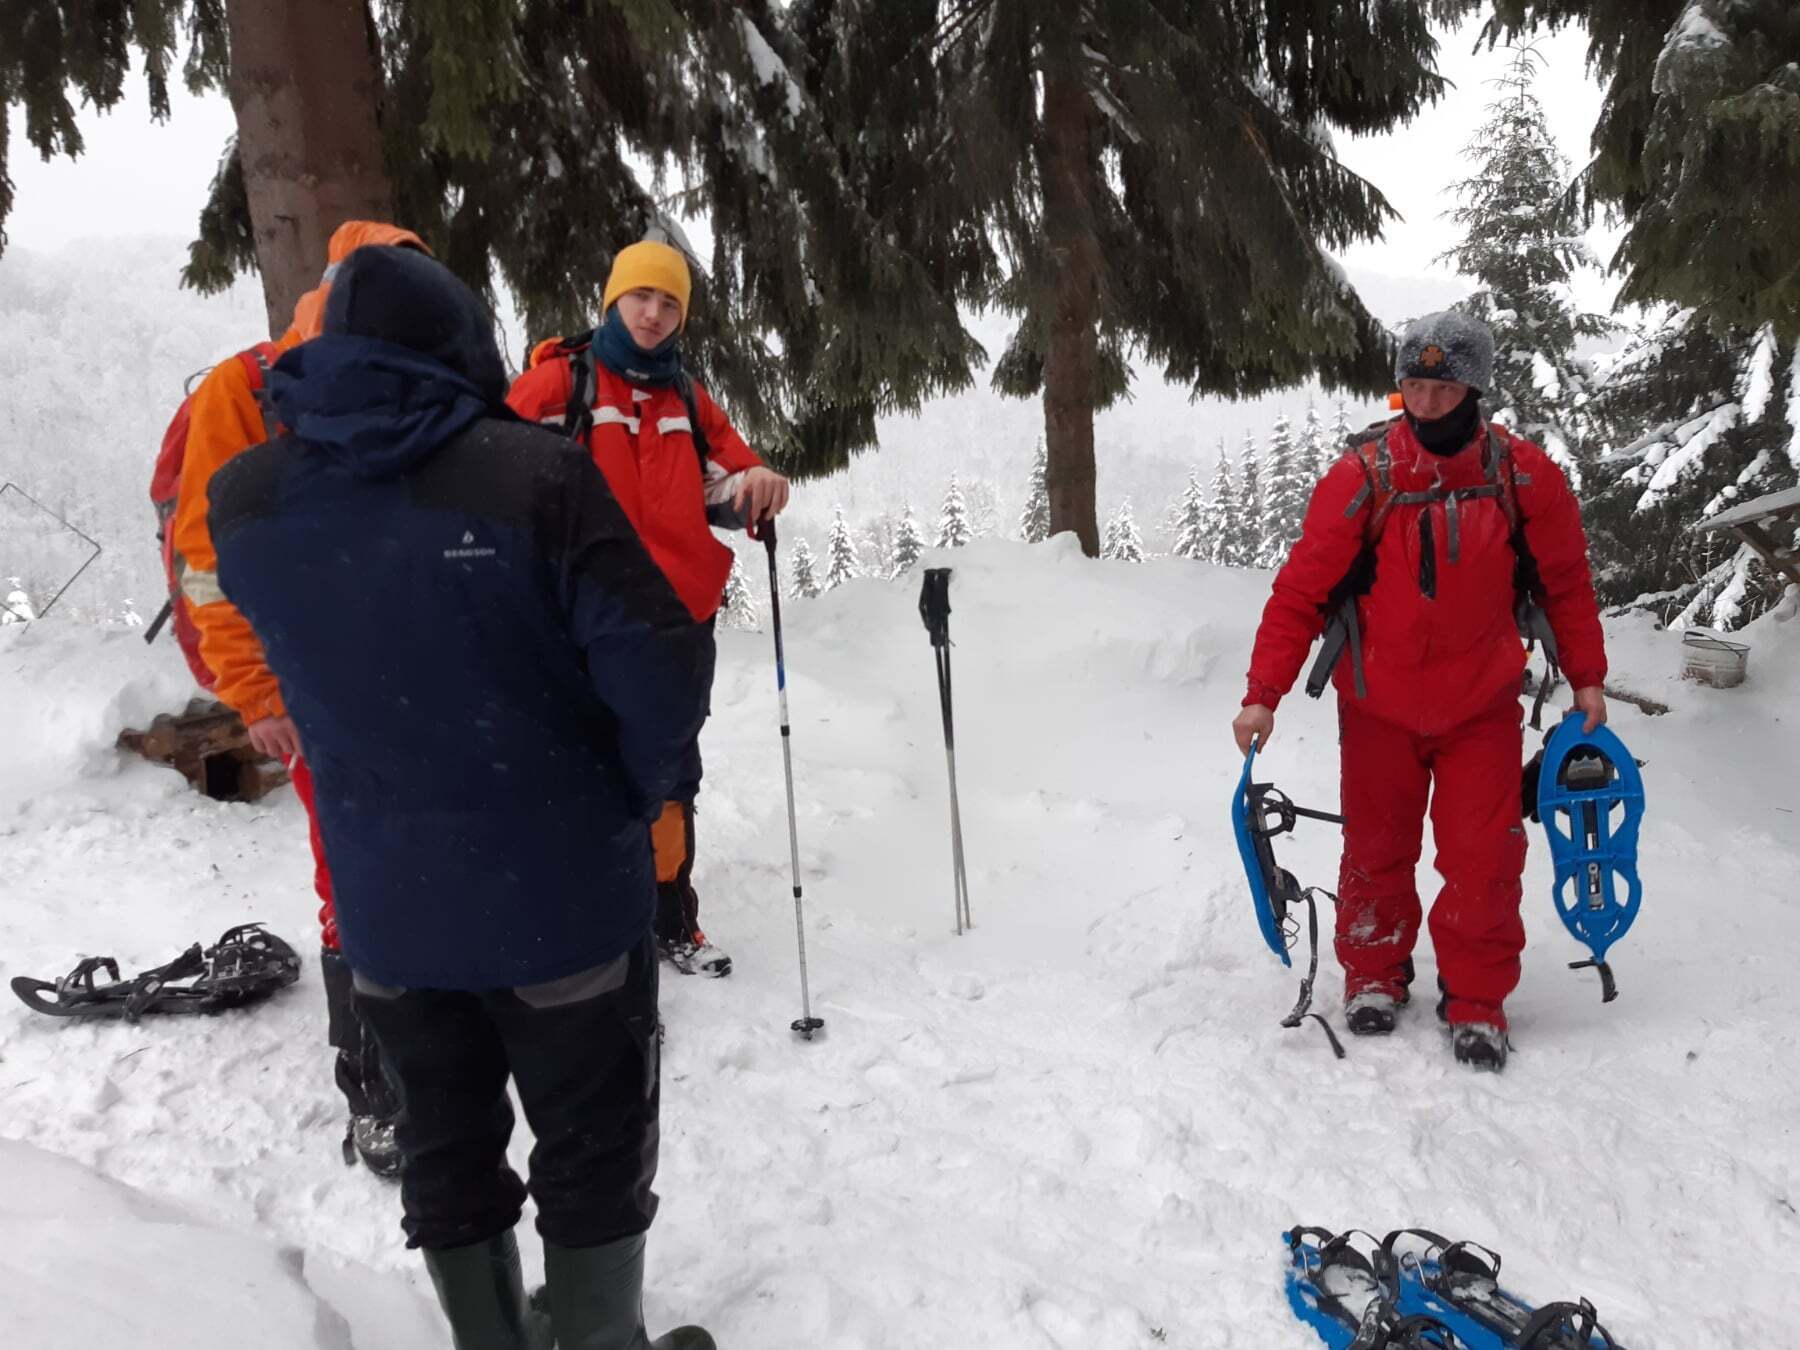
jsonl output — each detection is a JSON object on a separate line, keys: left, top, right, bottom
{"left": 1345, "top": 991, "right": 1401, "bottom": 1036}
{"left": 1452, "top": 1023, "right": 1509, "bottom": 1072}
{"left": 323, "top": 946, "right": 403, "bottom": 1178}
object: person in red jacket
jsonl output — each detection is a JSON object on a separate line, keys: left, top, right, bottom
{"left": 1232, "top": 312, "right": 1608, "bottom": 1071}
{"left": 508, "top": 239, "right": 790, "bottom": 979}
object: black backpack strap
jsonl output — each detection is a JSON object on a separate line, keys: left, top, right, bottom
{"left": 561, "top": 340, "right": 597, "bottom": 442}
{"left": 1492, "top": 426, "right": 1564, "bottom": 727}
{"left": 673, "top": 370, "right": 714, "bottom": 470}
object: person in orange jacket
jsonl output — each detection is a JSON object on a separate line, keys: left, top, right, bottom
{"left": 507, "top": 239, "right": 791, "bottom": 979}
{"left": 171, "top": 220, "right": 429, "bottom": 1174}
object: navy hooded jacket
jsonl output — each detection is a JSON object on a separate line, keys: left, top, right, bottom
{"left": 208, "top": 246, "right": 713, "bottom": 989}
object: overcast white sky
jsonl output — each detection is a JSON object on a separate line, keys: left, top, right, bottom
{"left": 2, "top": 18, "right": 1616, "bottom": 315}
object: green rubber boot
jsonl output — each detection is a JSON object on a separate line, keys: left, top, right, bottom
{"left": 543, "top": 1232, "right": 715, "bottom": 1350}
{"left": 421, "top": 1230, "right": 548, "bottom": 1350}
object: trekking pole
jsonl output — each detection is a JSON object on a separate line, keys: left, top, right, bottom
{"left": 760, "top": 523, "right": 824, "bottom": 1040}
{"left": 919, "top": 568, "right": 971, "bottom": 934}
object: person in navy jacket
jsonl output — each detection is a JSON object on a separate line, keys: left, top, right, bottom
{"left": 210, "top": 244, "right": 715, "bottom": 1350}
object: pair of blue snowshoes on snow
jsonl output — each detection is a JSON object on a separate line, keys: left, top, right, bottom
{"left": 1285, "top": 1227, "right": 1624, "bottom": 1348}
{"left": 1233, "top": 711, "right": 1645, "bottom": 1035}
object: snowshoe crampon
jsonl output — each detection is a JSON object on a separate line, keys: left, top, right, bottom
{"left": 11, "top": 923, "right": 301, "bottom": 1022}
{"left": 1534, "top": 713, "right": 1645, "bottom": 1002}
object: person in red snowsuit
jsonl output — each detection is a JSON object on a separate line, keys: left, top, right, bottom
{"left": 1233, "top": 311, "right": 1609, "bottom": 1071}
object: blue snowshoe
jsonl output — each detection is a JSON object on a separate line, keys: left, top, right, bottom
{"left": 1233, "top": 743, "right": 1346, "bottom": 1057}
{"left": 1531, "top": 714, "right": 1645, "bottom": 1002}
{"left": 1378, "top": 1229, "right": 1625, "bottom": 1348}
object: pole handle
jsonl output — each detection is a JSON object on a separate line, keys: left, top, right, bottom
{"left": 919, "top": 568, "right": 953, "bottom": 648}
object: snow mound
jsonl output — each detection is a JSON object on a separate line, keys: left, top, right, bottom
{"left": 1, "top": 1138, "right": 443, "bottom": 1347}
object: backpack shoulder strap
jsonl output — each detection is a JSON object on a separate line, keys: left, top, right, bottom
{"left": 562, "top": 339, "right": 597, "bottom": 442}
{"left": 673, "top": 370, "right": 714, "bottom": 471}
{"left": 235, "top": 342, "right": 281, "bottom": 432}
{"left": 1486, "top": 423, "right": 1524, "bottom": 535}
{"left": 1339, "top": 419, "right": 1399, "bottom": 543}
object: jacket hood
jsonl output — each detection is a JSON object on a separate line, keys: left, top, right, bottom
{"left": 267, "top": 246, "right": 509, "bottom": 478}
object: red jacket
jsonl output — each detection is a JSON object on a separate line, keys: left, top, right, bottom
{"left": 1245, "top": 417, "right": 1606, "bottom": 736}
{"left": 507, "top": 345, "right": 763, "bottom": 621}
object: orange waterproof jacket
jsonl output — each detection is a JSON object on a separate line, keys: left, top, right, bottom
{"left": 170, "top": 221, "right": 427, "bottom": 722}
{"left": 506, "top": 341, "right": 764, "bottom": 621}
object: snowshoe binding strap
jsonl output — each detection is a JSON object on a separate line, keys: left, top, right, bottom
{"left": 1232, "top": 743, "right": 1346, "bottom": 1058}
{"left": 1381, "top": 1229, "right": 1628, "bottom": 1349}
{"left": 1286, "top": 1229, "right": 1464, "bottom": 1348}
{"left": 11, "top": 924, "right": 302, "bottom": 1022}
{"left": 1519, "top": 1298, "right": 1619, "bottom": 1349}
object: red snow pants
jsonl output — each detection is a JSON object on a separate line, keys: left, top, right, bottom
{"left": 1335, "top": 684, "right": 1528, "bottom": 1028}
{"left": 287, "top": 756, "right": 341, "bottom": 952}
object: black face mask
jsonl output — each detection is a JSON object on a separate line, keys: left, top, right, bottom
{"left": 1407, "top": 388, "right": 1482, "bottom": 456}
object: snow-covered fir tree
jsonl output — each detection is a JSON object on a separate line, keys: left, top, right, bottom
{"left": 719, "top": 554, "right": 761, "bottom": 631}
{"left": 787, "top": 536, "right": 822, "bottom": 600}
{"left": 1327, "top": 399, "right": 1354, "bottom": 475}
{"left": 799, "top": 1, "right": 1455, "bottom": 553}
{"left": 1101, "top": 500, "right": 1145, "bottom": 562}
{"left": 1257, "top": 412, "right": 1309, "bottom": 567}
{"left": 1018, "top": 439, "right": 1051, "bottom": 543}
{"left": 962, "top": 479, "right": 1002, "bottom": 539}
{"left": 1299, "top": 403, "right": 1330, "bottom": 487}
{"left": 823, "top": 507, "right": 862, "bottom": 590}
{"left": 890, "top": 506, "right": 926, "bottom": 579}
{"left": 1233, "top": 432, "right": 1265, "bottom": 568}
{"left": 936, "top": 474, "right": 972, "bottom": 549}
{"left": 1439, "top": 44, "right": 1612, "bottom": 478}
{"left": 1585, "top": 310, "right": 1798, "bottom": 630}
{"left": 1206, "top": 440, "right": 1241, "bottom": 566}
{"left": 1170, "top": 472, "right": 1209, "bottom": 561}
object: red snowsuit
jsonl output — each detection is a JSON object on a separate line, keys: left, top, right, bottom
{"left": 1244, "top": 416, "right": 1606, "bottom": 1027}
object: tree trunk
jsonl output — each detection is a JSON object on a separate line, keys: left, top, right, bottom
{"left": 224, "top": 0, "right": 392, "bottom": 337}
{"left": 1037, "top": 56, "right": 1102, "bottom": 557}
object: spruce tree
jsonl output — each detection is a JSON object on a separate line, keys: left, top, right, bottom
{"left": 824, "top": 506, "right": 862, "bottom": 590}
{"left": 1101, "top": 500, "right": 1145, "bottom": 562}
{"left": 1328, "top": 400, "right": 1355, "bottom": 474}
{"left": 1018, "top": 439, "right": 1052, "bottom": 543}
{"left": 1171, "top": 473, "right": 1209, "bottom": 561}
{"left": 1486, "top": 3, "right": 1800, "bottom": 625}
{"left": 1206, "top": 439, "right": 1242, "bottom": 566}
{"left": 1299, "top": 403, "right": 1330, "bottom": 488}
{"left": 1584, "top": 311, "right": 1798, "bottom": 628}
{"left": 788, "top": 536, "right": 822, "bottom": 600}
{"left": 937, "top": 474, "right": 972, "bottom": 549}
{"left": 1440, "top": 44, "right": 1613, "bottom": 477}
{"left": 890, "top": 506, "right": 926, "bottom": 578}
{"left": 720, "top": 553, "right": 761, "bottom": 631}
{"left": 1488, "top": 1, "right": 1800, "bottom": 342}
{"left": 1258, "top": 413, "right": 1310, "bottom": 567}
{"left": 1237, "top": 432, "right": 1266, "bottom": 569}
{"left": 1, "top": 1, "right": 983, "bottom": 473}
{"left": 795, "top": 1, "right": 1481, "bottom": 553}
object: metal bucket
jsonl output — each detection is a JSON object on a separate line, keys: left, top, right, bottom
{"left": 1681, "top": 628, "right": 1750, "bottom": 688}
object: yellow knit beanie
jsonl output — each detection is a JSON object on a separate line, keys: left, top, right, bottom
{"left": 602, "top": 241, "right": 692, "bottom": 328}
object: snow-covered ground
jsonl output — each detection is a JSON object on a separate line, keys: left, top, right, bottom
{"left": 3, "top": 541, "right": 1797, "bottom": 1347}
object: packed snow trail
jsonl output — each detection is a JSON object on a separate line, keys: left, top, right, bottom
{"left": 3, "top": 539, "right": 1798, "bottom": 1346}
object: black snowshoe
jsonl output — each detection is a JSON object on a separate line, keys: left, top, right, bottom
{"left": 11, "top": 924, "right": 301, "bottom": 1022}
